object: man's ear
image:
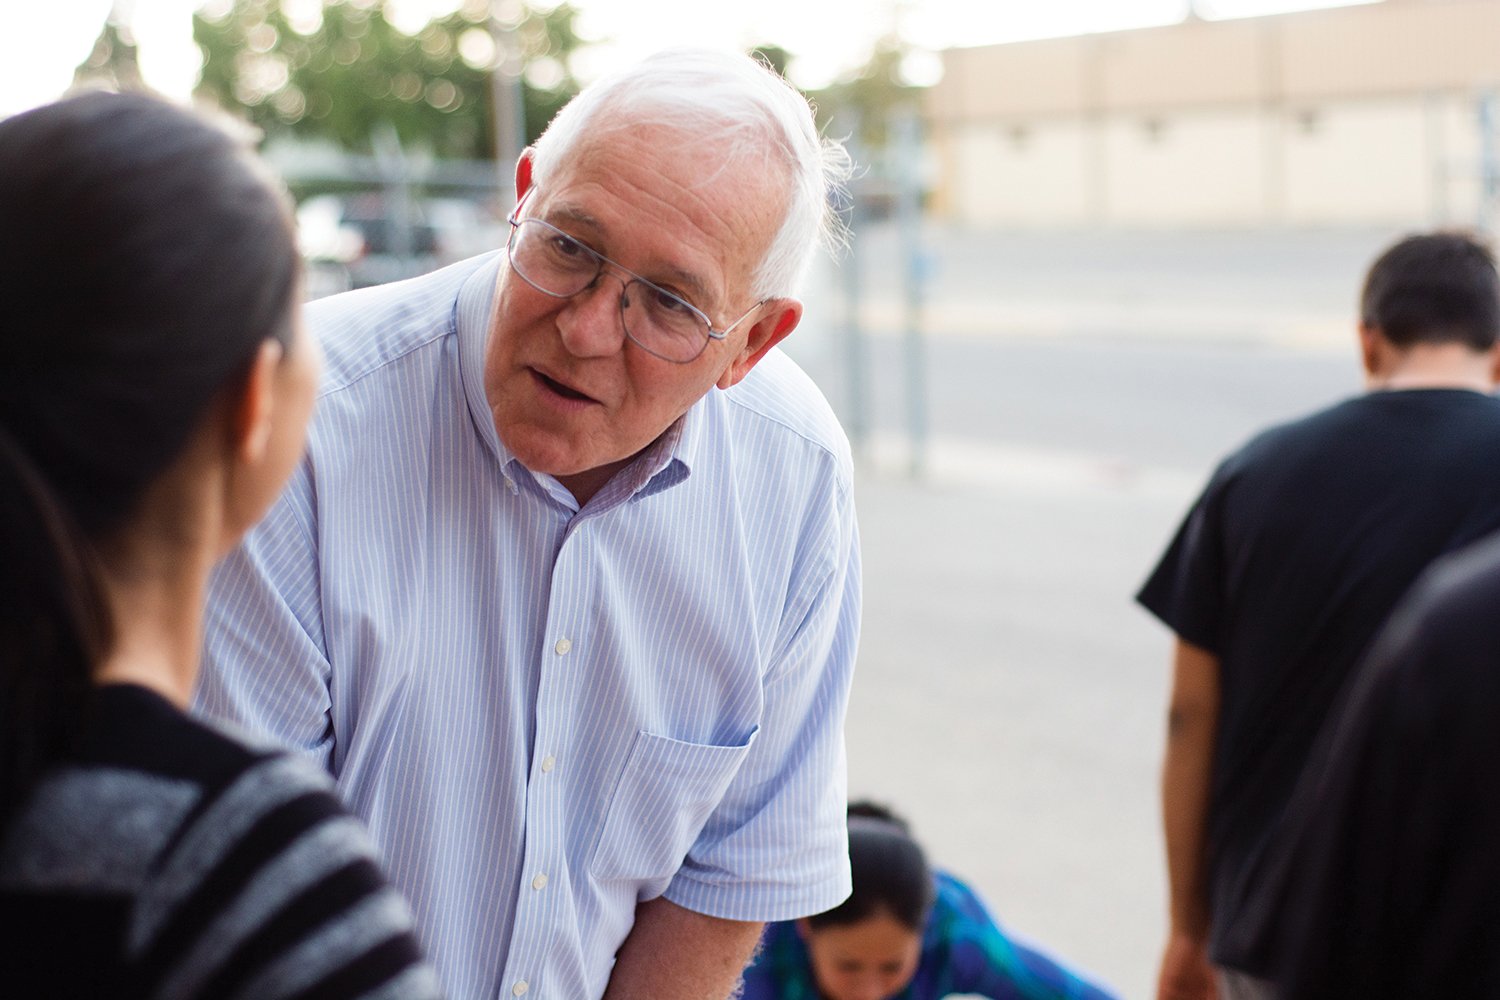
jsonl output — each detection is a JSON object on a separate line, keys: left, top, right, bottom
{"left": 515, "top": 148, "right": 536, "bottom": 203}
{"left": 1358, "top": 322, "right": 1383, "bottom": 378}
{"left": 231, "top": 340, "right": 285, "bottom": 465}
{"left": 717, "top": 299, "right": 802, "bottom": 390}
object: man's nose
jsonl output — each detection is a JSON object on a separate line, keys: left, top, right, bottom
{"left": 555, "top": 270, "right": 629, "bottom": 358}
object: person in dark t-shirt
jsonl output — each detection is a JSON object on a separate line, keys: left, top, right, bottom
{"left": 1136, "top": 230, "right": 1500, "bottom": 1000}
{"left": 1270, "top": 532, "right": 1500, "bottom": 999}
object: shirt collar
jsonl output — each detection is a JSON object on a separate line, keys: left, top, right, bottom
{"left": 456, "top": 252, "right": 704, "bottom": 505}
{"left": 457, "top": 252, "right": 515, "bottom": 471}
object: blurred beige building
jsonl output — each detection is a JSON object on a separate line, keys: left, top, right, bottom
{"left": 926, "top": 0, "right": 1500, "bottom": 228}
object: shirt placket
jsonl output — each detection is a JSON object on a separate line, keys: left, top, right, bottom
{"left": 498, "top": 505, "right": 594, "bottom": 1000}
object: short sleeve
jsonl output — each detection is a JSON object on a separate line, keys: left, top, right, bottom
{"left": 1136, "top": 463, "right": 1234, "bottom": 653}
{"left": 662, "top": 484, "right": 860, "bottom": 922}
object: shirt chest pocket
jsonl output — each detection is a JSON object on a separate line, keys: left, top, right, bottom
{"left": 588, "top": 728, "right": 758, "bottom": 886}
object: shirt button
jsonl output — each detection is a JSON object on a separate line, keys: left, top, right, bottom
{"left": 532, "top": 873, "right": 549, "bottom": 890}
{"left": 541, "top": 755, "right": 556, "bottom": 772}
{"left": 554, "top": 637, "right": 572, "bottom": 655}
{"left": 503, "top": 477, "right": 518, "bottom": 495}
{"left": 512, "top": 982, "right": 529, "bottom": 996}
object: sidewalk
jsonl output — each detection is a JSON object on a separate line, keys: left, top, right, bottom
{"left": 846, "top": 465, "right": 1176, "bottom": 1000}
{"left": 798, "top": 223, "right": 1394, "bottom": 998}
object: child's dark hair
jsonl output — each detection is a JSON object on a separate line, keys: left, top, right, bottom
{"left": 808, "top": 800, "right": 936, "bottom": 932}
{"left": 0, "top": 92, "right": 299, "bottom": 823}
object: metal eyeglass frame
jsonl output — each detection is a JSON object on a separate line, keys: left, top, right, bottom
{"left": 505, "top": 208, "right": 766, "bottom": 364}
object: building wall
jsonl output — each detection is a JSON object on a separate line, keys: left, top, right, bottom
{"left": 947, "top": 122, "right": 1094, "bottom": 226}
{"left": 927, "top": 0, "right": 1500, "bottom": 229}
{"left": 1101, "top": 110, "right": 1268, "bottom": 226}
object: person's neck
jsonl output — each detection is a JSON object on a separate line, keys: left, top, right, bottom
{"left": 91, "top": 488, "right": 221, "bottom": 709}
{"left": 557, "top": 459, "right": 630, "bottom": 508}
{"left": 93, "top": 566, "right": 212, "bottom": 709}
{"left": 1365, "top": 341, "right": 1496, "bottom": 394}
{"left": 1368, "top": 373, "right": 1494, "bottom": 393}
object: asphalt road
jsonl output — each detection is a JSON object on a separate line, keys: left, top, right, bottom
{"left": 780, "top": 224, "right": 1386, "bottom": 998}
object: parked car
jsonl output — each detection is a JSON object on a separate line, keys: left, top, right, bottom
{"left": 297, "top": 192, "right": 506, "bottom": 297}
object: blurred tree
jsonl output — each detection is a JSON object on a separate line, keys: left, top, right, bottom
{"left": 748, "top": 43, "right": 793, "bottom": 80}
{"left": 73, "top": 12, "right": 146, "bottom": 93}
{"left": 811, "top": 33, "right": 921, "bottom": 151}
{"left": 193, "top": 0, "right": 587, "bottom": 158}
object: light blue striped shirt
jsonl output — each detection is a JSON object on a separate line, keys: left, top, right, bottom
{"left": 196, "top": 253, "right": 860, "bottom": 1000}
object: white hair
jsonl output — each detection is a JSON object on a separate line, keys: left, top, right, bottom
{"left": 528, "top": 48, "right": 853, "bottom": 300}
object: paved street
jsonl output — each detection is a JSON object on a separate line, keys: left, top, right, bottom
{"left": 780, "top": 222, "right": 1400, "bottom": 997}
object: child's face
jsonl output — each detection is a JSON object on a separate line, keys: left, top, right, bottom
{"left": 799, "top": 912, "right": 923, "bottom": 1000}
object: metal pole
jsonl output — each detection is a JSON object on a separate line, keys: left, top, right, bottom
{"left": 372, "top": 123, "right": 417, "bottom": 277}
{"left": 1479, "top": 89, "right": 1498, "bottom": 236}
{"left": 490, "top": 1, "right": 528, "bottom": 189}
{"left": 896, "top": 111, "right": 928, "bottom": 479}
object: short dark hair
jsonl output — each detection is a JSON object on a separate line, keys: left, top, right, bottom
{"left": 1360, "top": 231, "right": 1500, "bottom": 350}
{"left": 808, "top": 800, "right": 936, "bottom": 932}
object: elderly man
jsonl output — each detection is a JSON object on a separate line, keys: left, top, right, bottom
{"left": 198, "top": 50, "right": 859, "bottom": 1000}
{"left": 1137, "top": 230, "right": 1500, "bottom": 1000}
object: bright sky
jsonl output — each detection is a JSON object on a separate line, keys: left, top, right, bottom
{"left": 0, "top": 0, "right": 1381, "bottom": 119}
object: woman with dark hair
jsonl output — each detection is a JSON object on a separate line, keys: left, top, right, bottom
{"left": 740, "top": 802, "right": 1118, "bottom": 1000}
{"left": 0, "top": 92, "right": 442, "bottom": 999}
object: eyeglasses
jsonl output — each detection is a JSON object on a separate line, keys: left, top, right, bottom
{"left": 506, "top": 213, "right": 764, "bottom": 364}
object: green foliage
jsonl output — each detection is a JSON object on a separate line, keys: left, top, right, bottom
{"left": 193, "top": 0, "right": 585, "bottom": 158}
{"left": 748, "top": 44, "right": 793, "bottom": 80}
{"left": 73, "top": 19, "right": 145, "bottom": 91}
{"left": 811, "top": 34, "right": 921, "bottom": 151}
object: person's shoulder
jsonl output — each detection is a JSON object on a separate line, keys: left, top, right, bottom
{"left": 1205, "top": 391, "right": 1406, "bottom": 485}
{"left": 77, "top": 684, "right": 268, "bottom": 788}
{"left": 930, "top": 869, "right": 993, "bottom": 925}
{"left": 305, "top": 252, "right": 500, "bottom": 396}
{"left": 1318, "top": 387, "right": 1500, "bottom": 438}
{"left": 89, "top": 686, "right": 340, "bottom": 805}
{"left": 1228, "top": 394, "right": 1365, "bottom": 460}
{"left": 1327, "top": 532, "right": 1500, "bottom": 753}
{"left": 718, "top": 348, "right": 852, "bottom": 475}
{"left": 140, "top": 745, "right": 444, "bottom": 999}
{"left": 1391, "top": 532, "right": 1500, "bottom": 651}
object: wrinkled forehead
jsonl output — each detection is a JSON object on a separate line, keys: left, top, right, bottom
{"left": 548, "top": 111, "right": 790, "bottom": 203}
{"left": 538, "top": 122, "right": 789, "bottom": 296}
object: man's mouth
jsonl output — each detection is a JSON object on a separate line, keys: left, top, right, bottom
{"left": 532, "top": 368, "right": 597, "bottom": 404}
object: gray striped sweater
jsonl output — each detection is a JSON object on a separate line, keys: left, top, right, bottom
{"left": 0, "top": 684, "right": 445, "bottom": 999}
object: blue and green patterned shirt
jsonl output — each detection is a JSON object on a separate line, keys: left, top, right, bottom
{"left": 740, "top": 870, "right": 1119, "bottom": 1000}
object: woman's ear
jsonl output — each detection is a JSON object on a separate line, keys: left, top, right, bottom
{"left": 231, "top": 339, "right": 285, "bottom": 465}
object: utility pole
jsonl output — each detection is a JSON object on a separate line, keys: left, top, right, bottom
{"left": 1480, "top": 90, "right": 1498, "bottom": 236}
{"left": 489, "top": 1, "right": 527, "bottom": 185}
{"left": 895, "top": 110, "right": 929, "bottom": 480}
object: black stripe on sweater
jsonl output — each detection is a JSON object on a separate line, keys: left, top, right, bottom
{"left": 283, "top": 931, "right": 432, "bottom": 1000}
{"left": 133, "top": 789, "right": 346, "bottom": 994}
{"left": 197, "top": 856, "right": 397, "bottom": 998}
